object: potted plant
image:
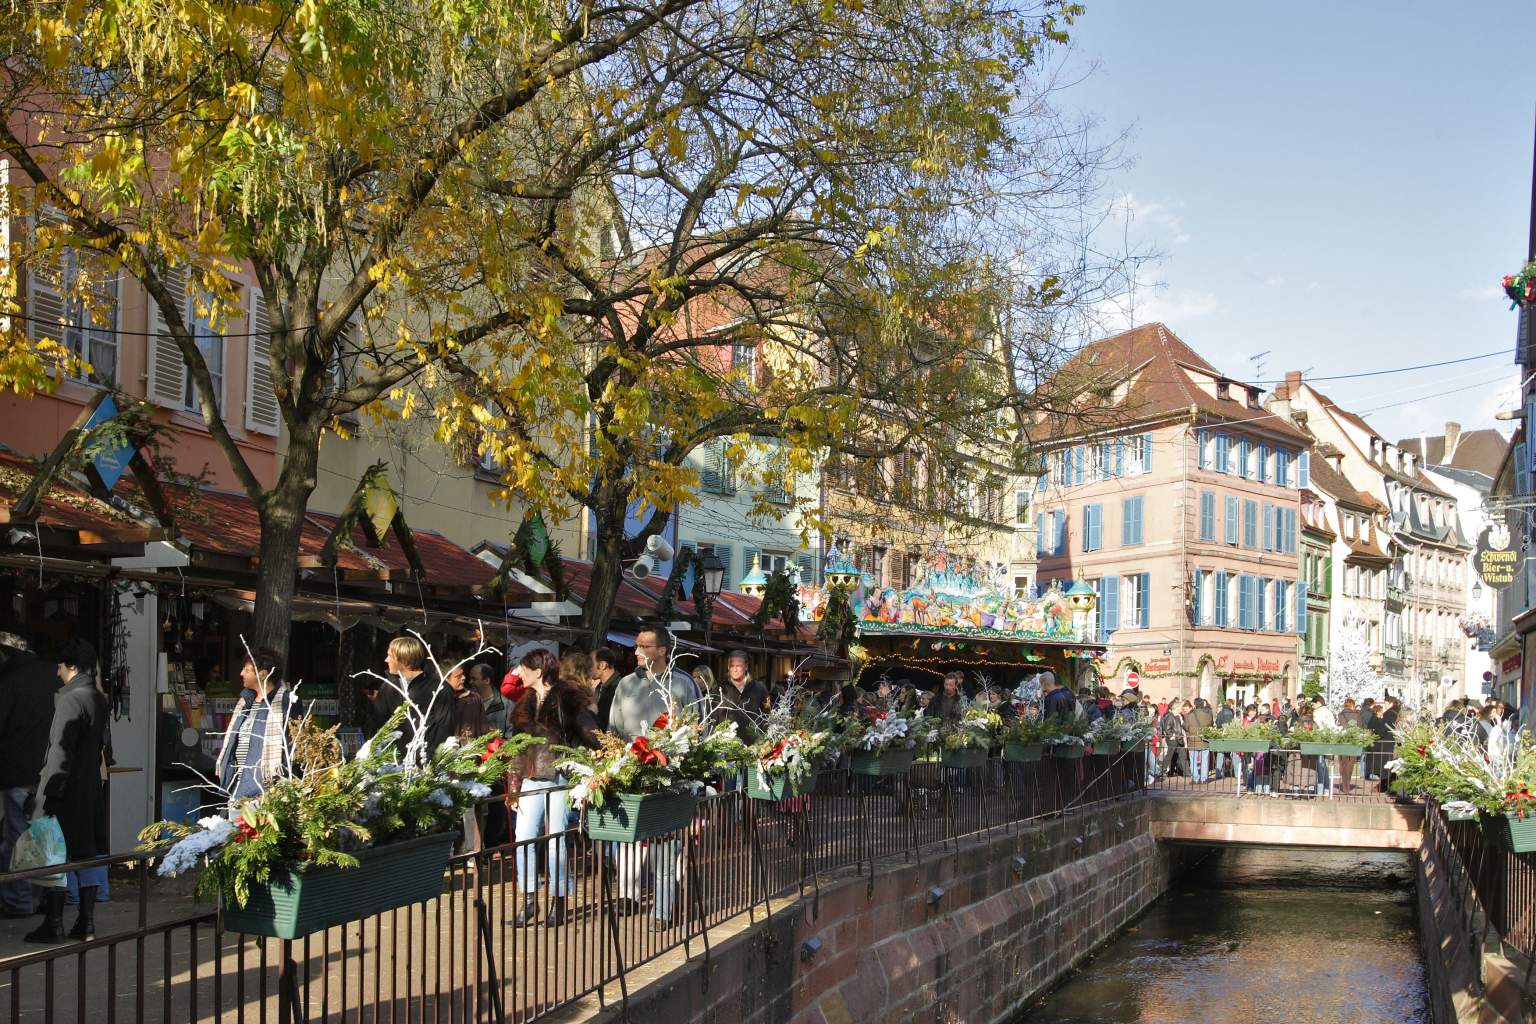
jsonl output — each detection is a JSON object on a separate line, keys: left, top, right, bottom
{"left": 559, "top": 708, "right": 749, "bottom": 842}
{"left": 1202, "top": 721, "right": 1278, "bottom": 754}
{"left": 939, "top": 706, "right": 1001, "bottom": 768}
{"left": 1389, "top": 720, "right": 1536, "bottom": 850}
{"left": 746, "top": 693, "right": 837, "bottom": 800}
{"left": 1044, "top": 717, "right": 1091, "bottom": 760}
{"left": 1001, "top": 716, "right": 1058, "bottom": 763}
{"left": 1282, "top": 724, "right": 1374, "bottom": 758}
{"left": 1118, "top": 716, "right": 1157, "bottom": 753}
{"left": 845, "top": 707, "right": 924, "bottom": 776}
{"left": 143, "top": 641, "right": 524, "bottom": 939}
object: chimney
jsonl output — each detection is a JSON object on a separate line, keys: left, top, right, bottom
{"left": 1443, "top": 421, "right": 1462, "bottom": 462}
{"left": 1328, "top": 451, "right": 1344, "bottom": 472}
{"left": 1284, "top": 370, "right": 1302, "bottom": 397}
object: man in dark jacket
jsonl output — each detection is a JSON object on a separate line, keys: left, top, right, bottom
{"left": 712, "top": 651, "right": 769, "bottom": 741}
{"left": 1039, "top": 671, "right": 1076, "bottom": 724}
{"left": 374, "top": 635, "right": 455, "bottom": 760}
{"left": 929, "top": 672, "right": 968, "bottom": 723}
{"left": 27, "top": 637, "right": 108, "bottom": 944}
{"left": 1182, "top": 698, "right": 1215, "bottom": 783}
{"left": 591, "top": 647, "right": 622, "bottom": 731}
{"left": 1211, "top": 698, "right": 1237, "bottom": 778}
{"left": 0, "top": 631, "right": 61, "bottom": 917}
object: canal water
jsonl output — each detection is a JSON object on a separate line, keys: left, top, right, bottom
{"left": 1015, "top": 848, "right": 1430, "bottom": 1024}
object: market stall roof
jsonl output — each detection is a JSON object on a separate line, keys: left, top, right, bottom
{"left": 0, "top": 448, "right": 159, "bottom": 554}
{"left": 110, "top": 478, "right": 528, "bottom": 597}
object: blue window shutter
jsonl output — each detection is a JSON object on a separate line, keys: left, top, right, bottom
{"left": 1239, "top": 438, "right": 1250, "bottom": 479}
{"left": 1138, "top": 572, "right": 1150, "bottom": 628}
{"left": 1055, "top": 510, "right": 1067, "bottom": 555}
{"left": 1296, "top": 581, "right": 1308, "bottom": 635}
{"left": 1237, "top": 574, "right": 1250, "bottom": 629}
{"left": 1242, "top": 500, "right": 1256, "bottom": 548}
{"left": 1114, "top": 437, "right": 1125, "bottom": 478}
{"left": 1214, "top": 434, "right": 1227, "bottom": 473}
{"left": 1276, "top": 448, "right": 1290, "bottom": 487}
{"left": 1262, "top": 504, "right": 1274, "bottom": 550}
{"left": 1299, "top": 450, "right": 1310, "bottom": 489}
{"left": 1257, "top": 444, "right": 1268, "bottom": 483}
{"left": 1141, "top": 433, "right": 1153, "bottom": 473}
{"left": 1192, "top": 569, "right": 1204, "bottom": 625}
{"left": 1257, "top": 578, "right": 1266, "bottom": 630}
{"left": 1104, "top": 576, "right": 1120, "bottom": 637}
{"left": 1199, "top": 491, "right": 1215, "bottom": 541}
{"left": 1225, "top": 496, "right": 1239, "bottom": 545}
{"left": 1278, "top": 581, "right": 1289, "bottom": 632}
{"left": 1215, "top": 571, "right": 1228, "bottom": 626}
{"left": 1197, "top": 429, "right": 1208, "bottom": 470}
{"left": 1121, "top": 498, "right": 1131, "bottom": 546}
{"left": 1037, "top": 472, "right": 1047, "bottom": 493}
{"left": 1074, "top": 446, "right": 1085, "bottom": 485}
{"left": 1287, "top": 508, "right": 1298, "bottom": 554}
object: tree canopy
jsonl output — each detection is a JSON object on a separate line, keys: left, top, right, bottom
{"left": 1, "top": 0, "right": 1121, "bottom": 651}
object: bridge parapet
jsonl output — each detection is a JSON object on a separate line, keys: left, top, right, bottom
{"left": 1149, "top": 793, "right": 1424, "bottom": 850}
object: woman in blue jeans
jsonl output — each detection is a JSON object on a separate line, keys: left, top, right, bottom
{"left": 507, "top": 649, "right": 600, "bottom": 927}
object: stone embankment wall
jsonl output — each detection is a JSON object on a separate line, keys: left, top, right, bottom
{"left": 584, "top": 802, "right": 1175, "bottom": 1024}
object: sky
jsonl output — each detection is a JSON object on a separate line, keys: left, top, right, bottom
{"left": 1059, "top": 2, "right": 1534, "bottom": 445}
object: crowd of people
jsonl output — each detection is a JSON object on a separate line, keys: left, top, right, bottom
{"left": 6, "top": 618, "right": 1524, "bottom": 941}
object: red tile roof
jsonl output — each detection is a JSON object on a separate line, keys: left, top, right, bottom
{"left": 0, "top": 449, "right": 149, "bottom": 538}
{"left": 305, "top": 511, "right": 500, "bottom": 591}
{"left": 1032, "top": 323, "right": 1310, "bottom": 444}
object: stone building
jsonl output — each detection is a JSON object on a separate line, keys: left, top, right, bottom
{"left": 1032, "top": 323, "right": 1306, "bottom": 703}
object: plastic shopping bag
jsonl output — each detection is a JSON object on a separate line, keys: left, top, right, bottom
{"left": 10, "top": 815, "right": 67, "bottom": 888}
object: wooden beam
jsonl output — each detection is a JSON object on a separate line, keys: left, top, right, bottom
{"left": 10, "top": 391, "right": 109, "bottom": 523}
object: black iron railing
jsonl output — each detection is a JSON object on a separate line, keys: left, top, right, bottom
{"left": 0, "top": 750, "right": 1144, "bottom": 1023}
{"left": 1146, "top": 740, "right": 1401, "bottom": 801}
{"left": 1427, "top": 802, "right": 1536, "bottom": 967}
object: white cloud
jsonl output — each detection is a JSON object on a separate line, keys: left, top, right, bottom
{"left": 1263, "top": 275, "right": 1286, "bottom": 288}
{"left": 1305, "top": 280, "right": 1320, "bottom": 291}
{"left": 1456, "top": 283, "right": 1505, "bottom": 302}
{"left": 1138, "top": 288, "right": 1219, "bottom": 323}
{"left": 1118, "top": 193, "right": 1190, "bottom": 246}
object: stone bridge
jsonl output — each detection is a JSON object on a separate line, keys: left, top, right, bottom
{"left": 1147, "top": 792, "right": 1425, "bottom": 850}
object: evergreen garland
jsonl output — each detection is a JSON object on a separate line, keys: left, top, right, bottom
{"left": 749, "top": 568, "right": 800, "bottom": 635}
{"left": 815, "top": 583, "right": 858, "bottom": 655}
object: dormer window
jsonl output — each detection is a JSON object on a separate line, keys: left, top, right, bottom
{"left": 1216, "top": 381, "right": 1230, "bottom": 400}
{"left": 1246, "top": 387, "right": 1260, "bottom": 409}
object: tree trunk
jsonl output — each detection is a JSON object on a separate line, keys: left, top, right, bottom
{"left": 582, "top": 500, "right": 629, "bottom": 652}
{"left": 250, "top": 419, "right": 323, "bottom": 663}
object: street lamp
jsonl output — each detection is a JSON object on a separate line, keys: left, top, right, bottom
{"left": 1065, "top": 577, "right": 1100, "bottom": 686}
{"left": 699, "top": 550, "right": 725, "bottom": 651}
{"left": 1472, "top": 579, "right": 1483, "bottom": 602}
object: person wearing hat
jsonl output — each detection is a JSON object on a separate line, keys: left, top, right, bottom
{"left": 0, "top": 631, "right": 62, "bottom": 918}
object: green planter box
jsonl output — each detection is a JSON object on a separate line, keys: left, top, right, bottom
{"left": 746, "top": 765, "right": 817, "bottom": 801}
{"left": 585, "top": 791, "right": 699, "bottom": 843}
{"left": 1048, "top": 743, "right": 1085, "bottom": 760}
{"left": 1443, "top": 804, "right": 1478, "bottom": 822}
{"left": 941, "top": 748, "right": 988, "bottom": 769}
{"left": 221, "top": 832, "right": 455, "bottom": 939}
{"left": 1125, "top": 742, "right": 1147, "bottom": 754}
{"left": 1298, "top": 743, "right": 1364, "bottom": 758}
{"left": 1497, "top": 812, "right": 1536, "bottom": 853}
{"left": 849, "top": 749, "right": 916, "bottom": 776}
{"left": 1092, "top": 739, "right": 1122, "bottom": 756}
{"left": 1002, "top": 742, "right": 1043, "bottom": 763}
{"left": 1208, "top": 739, "right": 1271, "bottom": 754}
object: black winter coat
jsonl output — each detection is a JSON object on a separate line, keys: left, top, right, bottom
{"left": 0, "top": 651, "right": 62, "bottom": 788}
{"left": 374, "top": 670, "right": 456, "bottom": 756}
{"left": 37, "top": 671, "right": 108, "bottom": 859}
{"left": 712, "top": 680, "right": 769, "bottom": 740}
{"left": 510, "top": 680, "right": 601, "bottom": 780}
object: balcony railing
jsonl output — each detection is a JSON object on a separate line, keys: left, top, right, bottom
{"left": 0, "top": 755, "right": 1146, "bottom": 1023}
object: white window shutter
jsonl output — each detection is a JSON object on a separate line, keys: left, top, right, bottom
{"left": 27, "top": 207, "right": 68, "bottom": 349}
{"left": 147, "top": 270, "right": 189, "bottom": 407}
{"left": 245, "top": 291, "right": 280, "bottom": 435}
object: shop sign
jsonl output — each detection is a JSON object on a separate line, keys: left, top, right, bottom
{"left": 1144, "top": 657, "right": 1171, "bottom": 673}
{"left": 1502, "top": 654, "right": 1523, "bottom": 678}
{"left": 1475, "top": 524, "right": 1517, "bottom": 590}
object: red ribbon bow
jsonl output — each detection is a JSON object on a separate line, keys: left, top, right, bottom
{"left": 232, "top": 816, "right": 260, "bottom": 844}
{"left": 765, "top": 739, "right": 787, "bottom": 762}
{"left": 482, "top": 736, "right": 504, "bottom": 763}
{"left": 630, "top": 737, "right": 669, "bottom": 767}
{"left": 653, "top": 713, "right": 671, "bottom": 731}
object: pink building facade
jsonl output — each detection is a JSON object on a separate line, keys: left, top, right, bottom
{"left": 1033, "top": 324, "right": 1306, "bottom": 704}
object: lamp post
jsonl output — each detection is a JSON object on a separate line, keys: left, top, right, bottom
{"left": 699, "top": 550, "right": 725, "bottom": 653}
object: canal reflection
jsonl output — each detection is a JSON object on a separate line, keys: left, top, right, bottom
{"left": 1015, "top": 849, "right": 1429, "bottom": 1024}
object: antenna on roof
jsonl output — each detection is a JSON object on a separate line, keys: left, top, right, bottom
{"left": 1249, "top": 350, "right": 1271, "bottom": 380}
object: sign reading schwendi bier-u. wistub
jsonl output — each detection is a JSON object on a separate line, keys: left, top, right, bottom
{"left": 1474, "top": 523, "right": 1517, "bottom": 589}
